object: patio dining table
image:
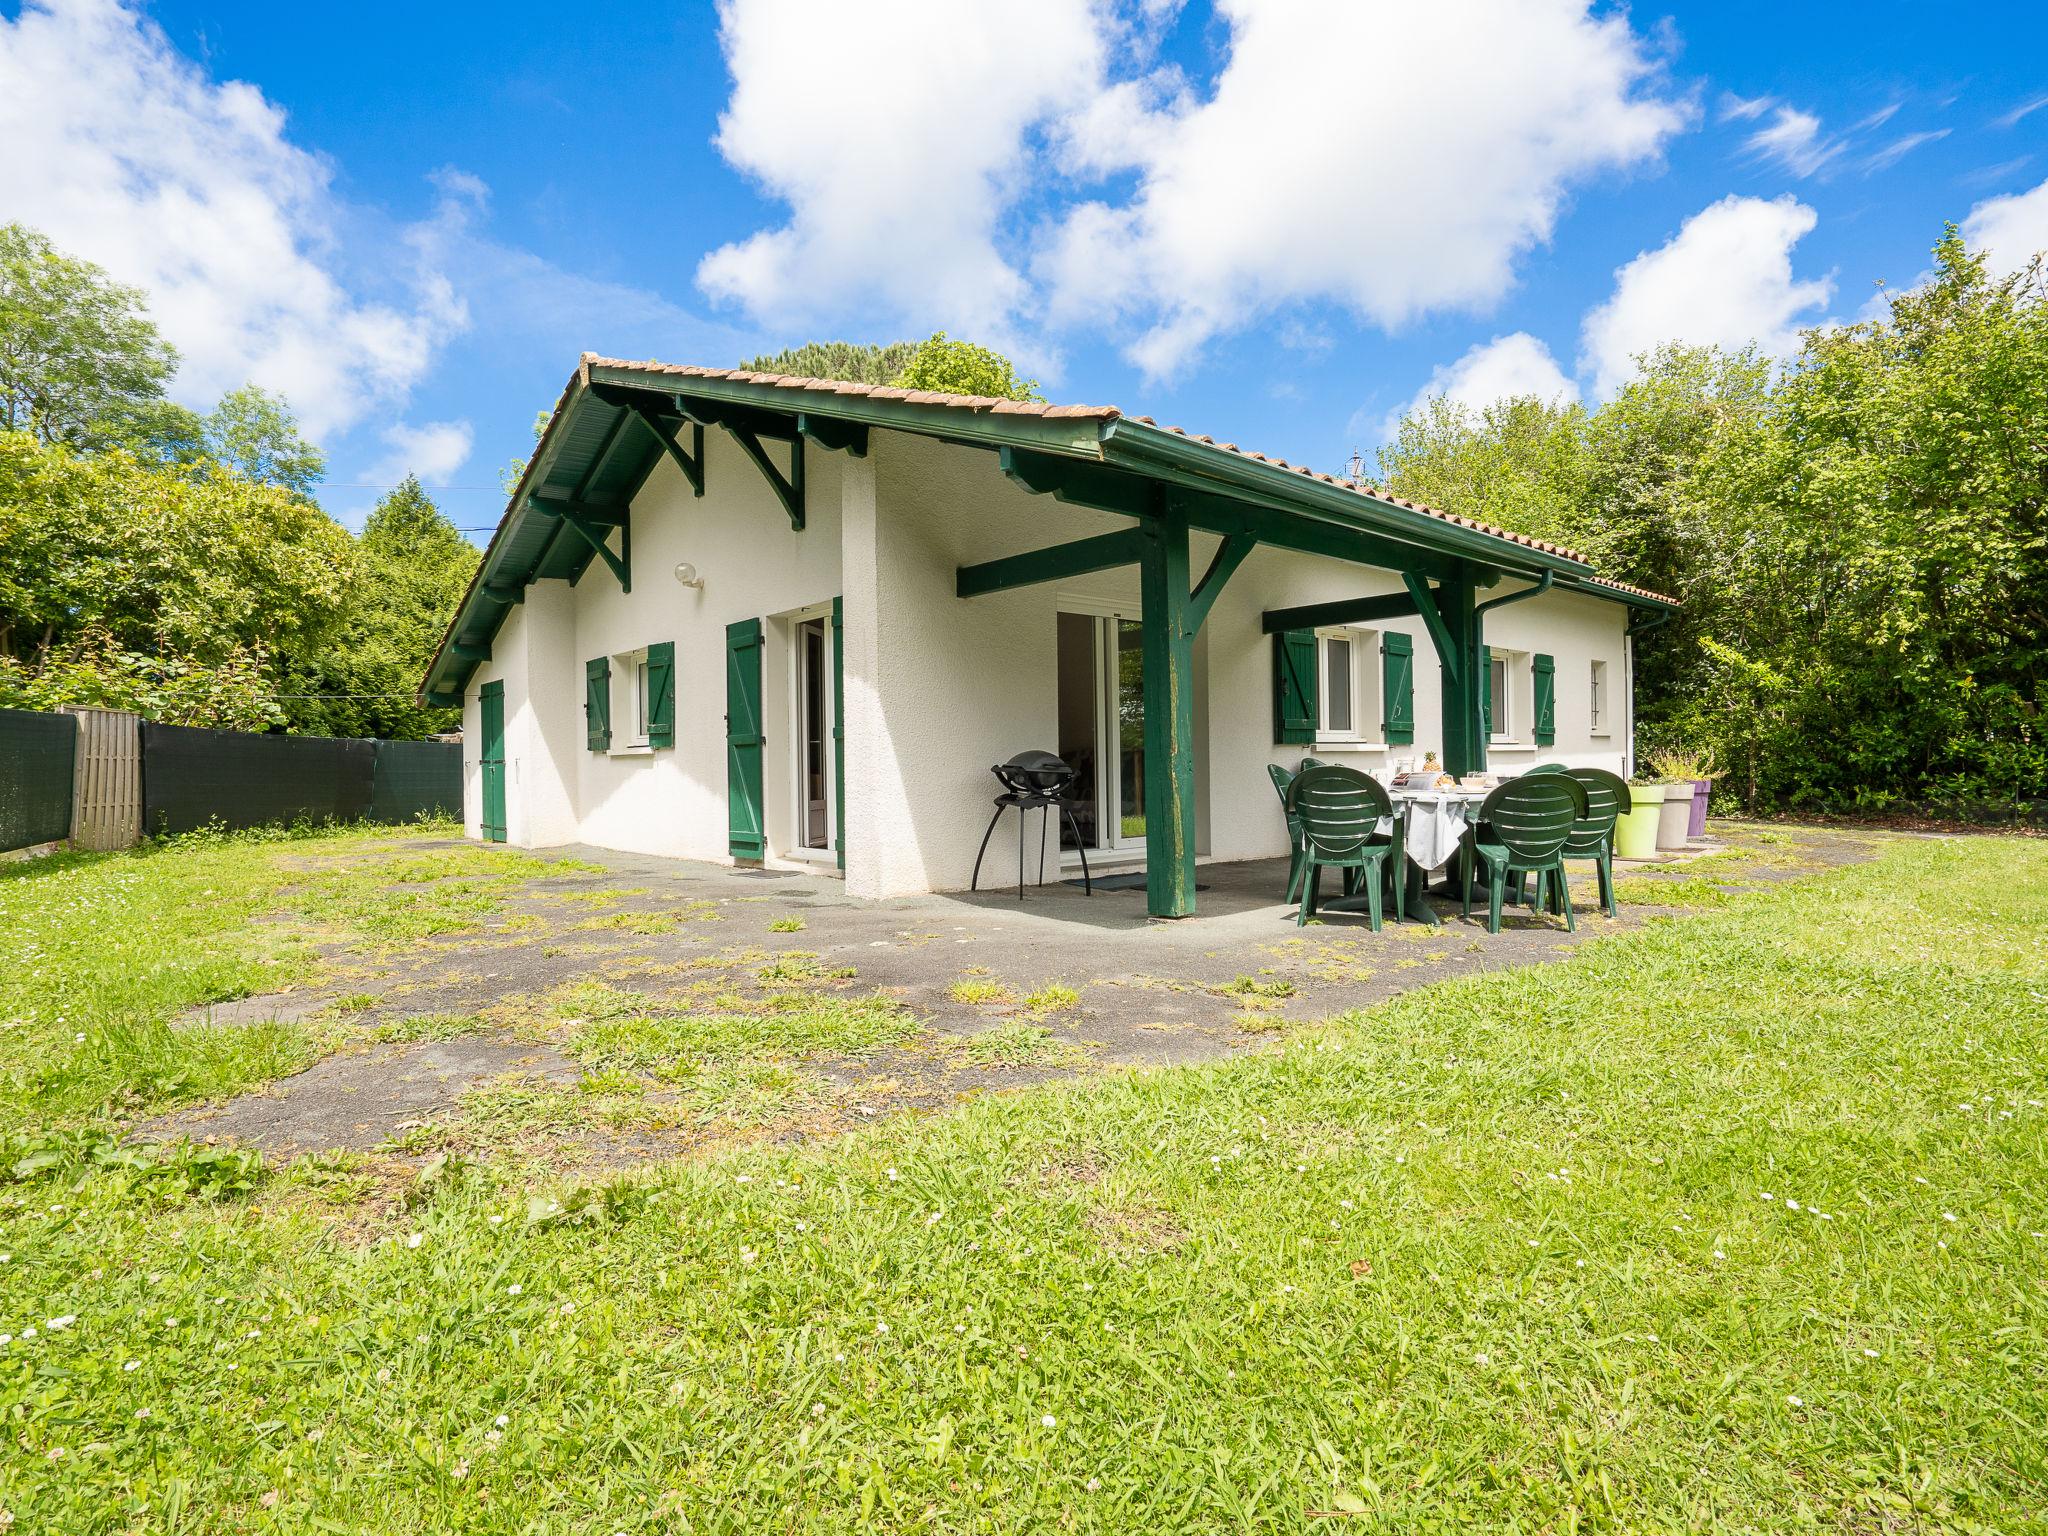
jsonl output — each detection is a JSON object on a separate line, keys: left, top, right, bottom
{"left": 1384, "top": 782, "right": 1493, "bottom": 924}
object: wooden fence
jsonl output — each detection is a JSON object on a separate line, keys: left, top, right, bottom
{"left": 64, "top": 708, "right": 143, "bottom": 851}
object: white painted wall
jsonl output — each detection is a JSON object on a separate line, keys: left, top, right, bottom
{"left": 466, "top": 425, "right": 844, "bottom": 862}
{"left": 464, "top": 417, "right": 1632, "bottom": 889}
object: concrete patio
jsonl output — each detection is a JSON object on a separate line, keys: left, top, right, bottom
{"left": 151, "top": 822, "right": 1882, "bottom": 1167}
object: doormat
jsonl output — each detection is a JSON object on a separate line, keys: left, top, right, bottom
{"left": 1064, "top": 872, "right": 1210, "bottom": 892}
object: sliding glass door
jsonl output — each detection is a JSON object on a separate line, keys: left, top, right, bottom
{"left": 1055, "top": 611, "right": 1146, "bottom": 853}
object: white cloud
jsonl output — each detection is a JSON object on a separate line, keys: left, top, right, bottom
{"left": 1862, "top": 129, "right": 1949, "bottom": 174}
{"left": 1742, "top": 105, "right": 1844, "bottom": 178}
{"left": 697, "top": 0, "right": 1107, "bottom": 339}
{"left": 1579, "top": 194, "right": 1831, "bottom": 396}
{"left": 1717, "top": 92, "right": 1773, "bottom": 123}
{"left": 1374, "top": 332, "right": 1577, "bottom": 443}
{"left": 1042, "top": 0, "right": 1686, "bottom": 378}
{"left": 0, "top": 0, "right": 467, "bottom": 437}
{"left": 1963, "top": 175, "right": 2048, "bottom": 277}
{"left": 699, "top": 0, "right": 1683, "bottom": 378}
{"left": 369, "top": 420, "right": 474, "bottom": 488}
{"left": 1991, "top": 95, "right": 2048, "bottom": 132}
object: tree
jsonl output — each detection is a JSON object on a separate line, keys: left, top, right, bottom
{"left": 279, "top": 476, "right": 478, "bottom": 740}
{"left": 0, "top": 429, "right": 356, "bottom": 726}
{"left": 202, "top": 383, "right": 325, "bottom": 494}
{"left": 1375, "top": 222, "right": 2048, "bottom": 814}
{"left": 741, "top": 340, "right": 918, "bottom": 385}
{"left": 0, "top": 223, "right": 180, "bottom": 451}
{"left": 1378, "top": 394, "right": 1592, "bottom": 557}
{"left": 894, "top": 331, "right": 1042, "bottom": 401}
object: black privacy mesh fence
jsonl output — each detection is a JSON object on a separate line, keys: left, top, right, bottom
{"left": 369, "top": 738, "right": 464, "bottom": 823}
{"left": 0, "top": 708, "right": 77, "bottom": 851}
{"left": 140, "top": 724, "right": 460, "bottom": 837}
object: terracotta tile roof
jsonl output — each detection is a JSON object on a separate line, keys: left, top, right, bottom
{"left": 1127, "top": 414, "right": 1588, "bottom": 565}
{"left": 575, "top": 355, "right": 1676, "bottom": 598}
{"left": 578, "top": 355, "right": 1119, "bottom": 420}
{"left": 1581, "top": 573, "right": 1679, "bottom": 605}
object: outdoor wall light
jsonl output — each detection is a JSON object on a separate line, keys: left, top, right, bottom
{"left": 673, "top": 561, "right": 704, "bottom": 589}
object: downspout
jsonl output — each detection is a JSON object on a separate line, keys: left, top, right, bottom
{"left": 1468, "top": 573, "right": 1552, "bottom": 757}
{"left": 1473, "top": 570, "right": 1553, "bottom": 618}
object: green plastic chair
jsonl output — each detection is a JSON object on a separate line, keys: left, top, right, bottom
{"left": 1268, "top": 757, "right": 1342, "bottom": 904}
{"left": 1559, "top": 767, "right": 1627, "bottom": 917}
{"left": 1267, "top": 761, "right": 1307, "bottom": 903}
{"left": 1527, "top": 761, "right": 1567, "bottom": 774}
{"left": 1458, "top": 772, "right": 1589, "bottom": 934}
{"left": 1518, "top": 766, "right": 1628, "bottom": 918}
{"left": 1286, "top": 765, "right": 1403, "bottom": 930}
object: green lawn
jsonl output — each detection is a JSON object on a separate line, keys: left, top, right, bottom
{"left": 2, "top": 829, "right": 2045, "bottom": 1532}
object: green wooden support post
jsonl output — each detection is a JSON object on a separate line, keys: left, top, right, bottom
{"left": 1431, "top": 564, "right": 1488, "bottom": 776}
{"left": 1139, "top": 504, "right": 1198, "bottom": 919}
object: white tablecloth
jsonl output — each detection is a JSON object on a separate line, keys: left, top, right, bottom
{"left": 1388, "top": 787, "right": 1490, "bottom": 871}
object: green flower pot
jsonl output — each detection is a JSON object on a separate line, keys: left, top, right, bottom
{"left": 1616, "top": 784, "right": 1664, "bottom": 859}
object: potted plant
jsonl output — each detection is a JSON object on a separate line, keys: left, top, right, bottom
{"left": 1646, "top": 748, "right": 1720, "bottom": 841}
{"left": 1615, "top": 778, "right": 1664, "bottom": 860}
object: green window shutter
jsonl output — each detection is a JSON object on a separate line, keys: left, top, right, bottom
{"left": 1272, "top": 630, "right": 1318, "bottom": 744}
{"left": 1381, "top": 632, "right": 1415, "bottom": 744}
{"left": 1533, "top": 653, "right": 1556, "bottom": 747}
{"left": 1482, "top": 653, "right": 1495, "bottom": 740}
{"left": 584, "top": 656, "right": 611, "bottom": 752}
{"left": 646, "top": 641, "right": 675, "bottom": 749}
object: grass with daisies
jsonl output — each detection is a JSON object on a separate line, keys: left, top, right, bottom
{"left": 2, "top": 826, "right": 2045, "bottom": 1532}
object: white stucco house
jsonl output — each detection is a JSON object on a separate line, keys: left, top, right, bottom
{"left": 421, "top": 356, "right": 1675, "bottom": 918}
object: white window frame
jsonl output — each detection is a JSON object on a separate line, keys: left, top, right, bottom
{"left": 608, "top": 646, "right": 652, "bottom": 755}
{"left": 1488, "top": 647, "right": 1531, "bottom": 750}
{"left": 1589, "top": 657, "right": 1610, "bottom": 737}
{"left": 1315, "top": 626, "right": 1383, "bottom": 748}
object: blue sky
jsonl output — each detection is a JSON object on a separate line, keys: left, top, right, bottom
{"left": 2, "top": 0, "right": 2044, "bottom": 541}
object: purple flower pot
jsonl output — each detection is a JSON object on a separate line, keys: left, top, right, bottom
{"left": 1689, "top": 779, "right": 1710, "bottom": 838}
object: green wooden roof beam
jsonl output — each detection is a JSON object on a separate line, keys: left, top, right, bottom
{"left": 532, "top": 496, "right": 631, "bottom": 592}
{"left": 1261, "top": 589, "right": 1421, "bottom": 635}
{"left": 956, "top": 527, "right": 1147, "bottom": 598}
{"left": 798, "top": 412, "right": 868, "bottom": 457}
{"left": 1186, "top": 532, "right": 1255, "bottom": 636}
{"left": 633, "top": 403, "right": 706, "bottom": 497}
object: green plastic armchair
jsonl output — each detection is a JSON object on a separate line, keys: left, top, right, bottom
{"left": 1286, "top": 765, "right": 1403, "bottom": 930}
{"left": 1458, "top": 772, "right": 1589, "bottom": 933}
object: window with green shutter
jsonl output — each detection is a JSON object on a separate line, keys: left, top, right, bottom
{"left": 584, "top": 656, "right": 611, "bottom": 752}
{"left": 1532, "top": 653, "right": 1556, "bottom": 746}
{"left": 1381, "top": 632, "right": 1415, "bottom": 744}
{"left": 646, "top": 641, "right": 675, "bottom": 748}
{"left": 1272, "top": 630, "right": 1317, "bottom": 744}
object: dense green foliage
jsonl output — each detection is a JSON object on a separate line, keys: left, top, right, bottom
{"left": 1382, "top": 231, "right": 2047, "bottom": 812}
{"left": 284, "top": 477, "right": 478, "bottom": 738}
{"left": 0, "top": 431, "right": 354, "bottom": 728}
{"left": 895, "top": 329, "right": 1043, "bottom": 400}
{"left": 741, "top": 339, "right": 918, "bottom": 384}
{"left": 0, "top": 224, "right": 474, "bottom": 737}
{"left": 1, "top": 825, "right": 2043, "bottom": 1530}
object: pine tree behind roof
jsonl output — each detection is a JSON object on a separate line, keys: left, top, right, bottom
{"left": 738, "top": 340, "right": 918, "bottom": 386}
